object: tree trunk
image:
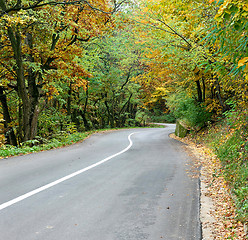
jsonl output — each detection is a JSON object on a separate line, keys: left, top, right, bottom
{"left": 0, "top": 87, "right": 18, "bottom": 146}
{"left": 104, "top": 100, "right": 114, "bottom": 128}
{"left": 82, "top": 83, "right": 90, "bottom": 130}
{"left": 8, "top": 26, "right": 32, "bottom": 141}
{"left": 214, "top": 80, "right": 228, "bottom": 112}
{"left": 196, "top": 80, "right": 203, "bottom": 103}
{"left": 26, "top": 32, "right": 40, "bottom": 139}
{"left": 67, "top": 82, "right": 72, "bottom": 115}
{"left": 202, "top": 76, "right": 206, "bottom": 102}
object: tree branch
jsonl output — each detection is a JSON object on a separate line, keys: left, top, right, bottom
{"left": 151, "top": 16, "right": 192, "bottom": 50}
{"left": 0, "top": 0, "right": 123, "bottom": 17}
{"left": 0, "top": 61, "right": 17, "bottom": 77}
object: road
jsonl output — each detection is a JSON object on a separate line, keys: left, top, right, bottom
{"left": 0, "top": 125, "right": 201, "bottom": 240}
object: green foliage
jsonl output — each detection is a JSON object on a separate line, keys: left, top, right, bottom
{"left": 0, "top": 124, "right": 162, "bottom": 159}
{"left": 38, "top": 107, "right": 71, "bottom": 138}
{"left": 204, "top": 112, "right": 248, "bottom": 222}
{"left": 234, "top": 186, "right": 248, "bottom": 222}
{"left": 75, "top": 26, "right": 143, "bottom": 129}
{"left": 0, "top": 131, "right": 93, "bottom": 158}
{"left": 202, "top": 0, "right": 248, "bottom": 108}
{"left": 167, "top": 91, "right": 211, "bottom": 128}
{"left": 216, "top": 133, "right": 247, "bottom": 222}
{"left": 149, "top": 112, "right": 176, "bottom": 123}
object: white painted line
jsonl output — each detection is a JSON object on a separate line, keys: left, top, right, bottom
{"left": 0, "top": 132, "right": 138, "bottom": 211}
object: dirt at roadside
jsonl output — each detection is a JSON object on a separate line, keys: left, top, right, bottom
{"left": 170, "top": 133, "right": 247, "bottom": 240}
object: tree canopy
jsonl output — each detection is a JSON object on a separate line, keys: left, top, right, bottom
{"left": 0, "top": 0, "right": 247, "bottom": 142}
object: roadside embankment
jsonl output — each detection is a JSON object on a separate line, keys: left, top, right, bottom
{"left": 171, "top": 121, "right": 247, "bottom": 239}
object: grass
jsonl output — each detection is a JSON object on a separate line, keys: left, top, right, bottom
{"left": 199, "top": 119, "right": 248, "bottom": 222}
{"left": 0, "top": 131, "right": 95, "bottom": 159}
{"left": 0, "top": 124, "right": 165, "bottom": 159}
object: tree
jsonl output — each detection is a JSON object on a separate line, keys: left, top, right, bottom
{"left": 0, "top": 0, "right": 123, "bottom": 143}
{"left": 128, "top": 0, "right": 247, "bottom": 123}
{"left": 71, "top": 22, "right": 143, "bottom": 129}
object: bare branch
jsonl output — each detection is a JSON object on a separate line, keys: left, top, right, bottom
{"left": 132, "top": 18, "right": 175, "bottom": 35}
{"left": 150, "top": 15, "right": 192, "bottom": 50}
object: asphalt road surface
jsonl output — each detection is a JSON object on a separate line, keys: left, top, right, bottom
{"left": 0, "top": 125, "right": 201, "bottom": 240}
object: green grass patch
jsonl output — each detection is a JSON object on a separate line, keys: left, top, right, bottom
{"left": 0, "top": 125, "right": 164, "bottom": 159}
{"left": 0, "top": 130, "right": 96, "bottom": 159}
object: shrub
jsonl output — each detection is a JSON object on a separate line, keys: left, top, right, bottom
{"left": 205, "top": 110, "right": 248, "bottom": 222}
{"left": 167, "top": 91, "right": 211, "bottom": 129}
{"left": 149, "top": 112, "right": 176, "bottom": 123}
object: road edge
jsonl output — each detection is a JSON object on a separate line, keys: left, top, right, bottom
{"left": 169, "top": 133, "right": 247, "bottom": 239}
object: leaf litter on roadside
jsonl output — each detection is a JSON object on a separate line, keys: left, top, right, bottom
{"left": 170, "top": 133, "right": 247, "bottom": 240}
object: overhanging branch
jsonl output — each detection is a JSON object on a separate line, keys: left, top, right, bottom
{"left": 0, "top": 0, "right": 124, "bottom": 17}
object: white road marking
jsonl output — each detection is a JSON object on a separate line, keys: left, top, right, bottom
{"left": 0, "top": 132, "right": 137, "bottom": 211}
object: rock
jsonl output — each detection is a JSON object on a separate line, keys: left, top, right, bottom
{"left": 175, "top": 120, "right": 189, "bottom": 138}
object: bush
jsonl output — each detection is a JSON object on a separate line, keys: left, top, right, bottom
{"left": 0, "top": 131, "right": 93, "bottom": 159}
{"left": 149, "top": 113, "right": 176, "bottom": 123}
{"left": 167, "top": 91, "right": 211, "bottom": 129}
{"left": 205, "top": 110, "right": 248, "bottom": 222}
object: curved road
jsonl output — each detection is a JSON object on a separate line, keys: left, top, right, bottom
{"left": 0, "top": 125, "right": 201, "bottom": 240}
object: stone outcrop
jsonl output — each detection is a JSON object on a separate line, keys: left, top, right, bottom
{"left": 175, "top": 120, "right": 189, "bottom": 138}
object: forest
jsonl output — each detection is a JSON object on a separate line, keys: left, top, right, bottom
{"left": 0, "top": 0, "right": 247, "bottom": 231}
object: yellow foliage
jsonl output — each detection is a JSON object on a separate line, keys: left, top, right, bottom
{"left": 215, "top": 0, "right": 248, "bottom": 21}
{"left": 238, "top": 57, "right": 248, "bottom": 67}
{"left": 0, "top": 115, "right": 5, "bottom": 147}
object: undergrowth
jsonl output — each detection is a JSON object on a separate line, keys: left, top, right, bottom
{"left": 0, "top": 125, "right": 163, "bottom": 159}
{"left": 198, "top": 110, "right": 248, "bottom": 223}
{"left": 0, "top": 130, "right": 99, "bottom": 159}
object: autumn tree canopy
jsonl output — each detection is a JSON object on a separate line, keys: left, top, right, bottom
{"left": 0, "top": 0, "right": 126, "bottom": 144}
{"left": 128, "top": 0, "right": 247, "bottom": 126}
{"left": 0, "top": 0, "right": 247, "bottom": 144}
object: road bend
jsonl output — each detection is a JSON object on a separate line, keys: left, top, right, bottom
{"left": 0, "top": 125, "right": 201, "bottom": 240}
